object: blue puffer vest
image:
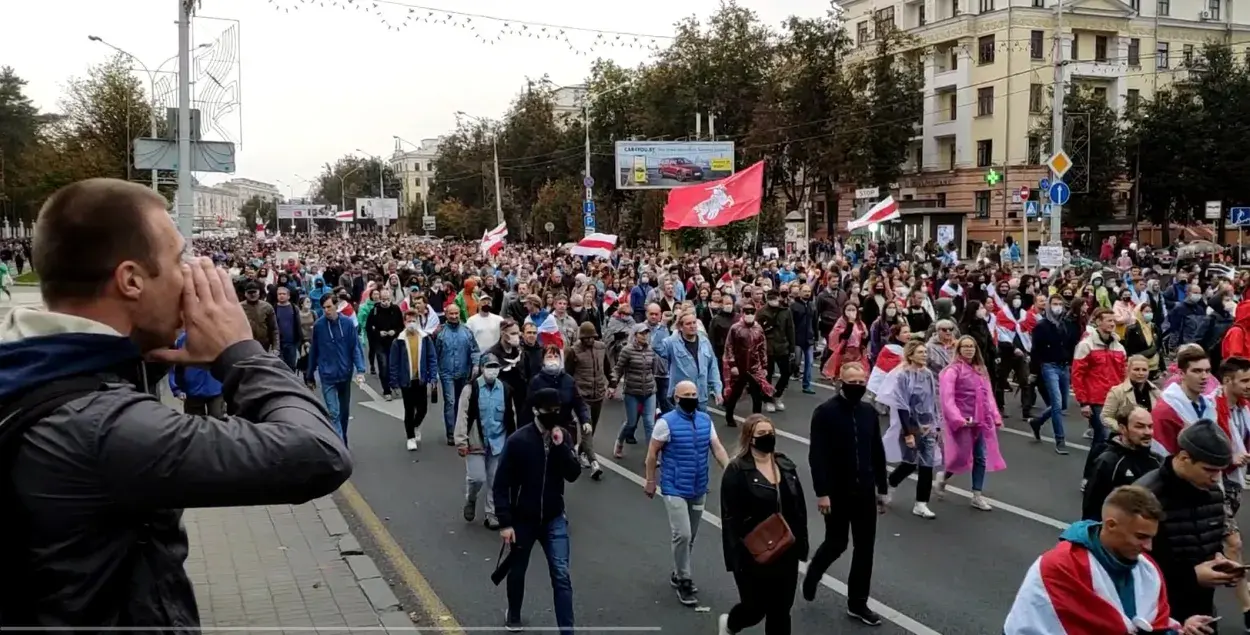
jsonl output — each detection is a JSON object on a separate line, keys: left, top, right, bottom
{"left": 659, "top": 408, "right": 713, "bottom": 499}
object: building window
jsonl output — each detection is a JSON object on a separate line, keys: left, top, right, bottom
{"left": 1183, "top": 44, "right": 1194, "bottom": 66}
{"left": 979, "top": 35, "right": 996, "bottom": 64}
{"left": 1032, "top": 0, "right": 1044, "bottom": 6}
{"left": 1128, "top": 38, "right": 1141, "bottom": 65}
{"left": 976, "top": 139, "right": 993, "bottom": 166}
{"left": 875, "top": 6, "right": 895, "bottom": 30}
{"left": 1157, "top": 0, "right": 1169, "bottom": 15}
{"left": 979, "top": 0, "right": 994, "bottom": 12}
{"left": 1209, "top": 0, "right": 1220, "bottom": 19}
{"left": 1095, "top": 35, "right": 1108, "bottom": 61}
{"left": 857, "top": 21, "right": 869, "bottom": 46}
{"left": 977, "top": 87, "right": 994, "bottom": 116}
{"left": 1093, "top": 86, "right": 1108, "bottom": 103}
{"left": 975, "top": 191, "right": 991, "bottom": 218}
{"left": 1071, "top": 33, "right": 1080, "bottom": 60}
{"left": 947, "top": 93, "right": 958, "bottom": 120}
{"left": 1027, "top": 135, "right": 1042, "bottom": 164}
{"left": 937, "top": 192, "right": 948, "bottom": 207}
{"left": 1030, "top": 83, "right": 1045, "bottom": 113}
{"left": 948, "top": 143, "right": 957, "bottom": 169}
{"left": 1030, "top": 30, "right": 1045, "bottom": 59}
{"left": 913, "top": 147, "right": 923, "bottom": 171}
{"left": 953, "top": 0, "right": 961, "bottom": 17}
{"left": 1157, "top": 42, "right": 1169, "bottom": 68}
{"left": 1126, "top": 89, "right": 1141, "bottom": 111}
{"left": 1130, "top": 0, "right": 1140, "bottom": 10}
{"left": 919, "top": 4, "right": 926, "bottom": 25}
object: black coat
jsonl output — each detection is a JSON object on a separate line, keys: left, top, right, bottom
{"left": 1030, "top": 316, "right": 1081, "bottom": 373}
{"left": 809, "top": 394, "right": 888, "bottom": 499}
{"left": 1135, "top": 459, "right": 1225, "bottom": 622}
{"left": 789, "top": 299, "right": 816, "bottom": 348}
{"left": 719, "top": 453, "right": 809, "bottom": 573}
{"left": 492, "top": 422, "right": 581, "bottom": 529}
{"left": 1081, "top": 438, "right": 1162, "bottom": 521}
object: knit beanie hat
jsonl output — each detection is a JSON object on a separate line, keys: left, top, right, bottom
{"left": 1179, "top": 420, "right": 1233, "bottom": 467}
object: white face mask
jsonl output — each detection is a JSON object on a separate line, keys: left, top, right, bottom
{"left": 1012, "top": 299, "right": 1022, "bottom": 309}
{"left": 1050, "top": 305, "right": 1065, "bottom": 316}
{"left": 483, "top": 368, "right": 500, "bottom": 382}
{"left": 543, "top": 360, "right": 562, "bottom": 373}
{"left": 507, "top": 334, "right": 520, "bottom": 346}
{"left": 1143, "top": 312, "right": 1154, "bottom": 322}
{"left": 743, "top": 314, "right": 756, "bottom": 325}
{"left": 406, "top": 323, "right": 419, "bottom": 333}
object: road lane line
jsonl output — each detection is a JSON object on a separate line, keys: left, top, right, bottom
{"left": 707, "top": 407, "right": 1070, "bottom": 531}
{"left": 337, "top": 481, "right": 468, "bottom": 635}
{"left": 996, "top": 425, "right": 1092, "bottom": 452}
{"left": 592, "top": 455, "right": 943, "bottom": 635}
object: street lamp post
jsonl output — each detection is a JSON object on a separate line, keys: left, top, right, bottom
{"left": 455, "top": 113, "right": 504, "bottom": 228}
{"left": 560, "top": 81, "right": 632, "bottom": 236}
{"left": 87, "top": 35, "right": 210, "bottom": 193}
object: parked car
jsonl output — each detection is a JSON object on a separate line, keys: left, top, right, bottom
{"left": 659, "top": 157, "right": 704, "bottom": 182}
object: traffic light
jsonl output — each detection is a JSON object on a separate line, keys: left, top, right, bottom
{"left": 985, "top": 168, "right": 1002, "bottom": 186}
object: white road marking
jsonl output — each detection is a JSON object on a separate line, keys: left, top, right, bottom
{"left": 996, "top": 425, "right": 1092, "bottom": 452}
{"left": 593, "top": 455, "right": 943, "bottom": 635}
{"left": 356, "top": 387, "right": 943, "bottom": 635}
{"left": 707, "top": 407, "right": 1070, "bottom": 531}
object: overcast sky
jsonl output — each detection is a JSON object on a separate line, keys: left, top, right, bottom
{"left": 2, "top": 0, "right": 830, "bottom": 196}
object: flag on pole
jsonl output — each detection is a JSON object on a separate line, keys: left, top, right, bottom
{"left": 662, "top": 161, "right": 765, "bottom": 230}
{"left": 847, "top": 196, "right": 900, "bottom": 231}
{"left": 571, "top": 233, "right": 617, "bottom": 259}
{"left": 481, "top": 222, "right": 508, "bottom": 255}
{"left": 335, "top": 209, "right": 354, "bottom": 223}
{"left": 537, "top": 313, "right": 564, "bottom": 350}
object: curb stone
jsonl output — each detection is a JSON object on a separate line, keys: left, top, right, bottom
{"left": 316, "top": 496, "right": 420, "bottom": 632}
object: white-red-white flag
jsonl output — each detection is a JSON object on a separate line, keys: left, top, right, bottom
{"left": 537, "top": 313, "right": 564, "bottom": 349}
{"left": 336, "top": 209, "right": 354, "bottom": 223}
{"left": 480, "top": 222, "right": 508, "bottom": 255}
{"left": 571, "top": 233, "right": 617, "bottom": 259}
{"left": 847, "top": 196, "right": 900, "bottom": 231}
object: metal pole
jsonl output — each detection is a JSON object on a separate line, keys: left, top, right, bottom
{"left": 492, "top": 135, "right": 504, "bottom": 227}
{"left": 149, "top": 76, "right": 159, "bottom": 192}
{"left": 583, "top": 103, "right": 593, "bottom": 235}
{"left": 378, "top": 161, "right": 385, "bottom": 234}
{"left": 176, "top": 0, "right": 194, "bottom": 241}
{"left": 1023, "top": 194, "right": 1030, "bottom": 271}
{"left": 1048, "top": 0, "right": 1065, "bottom": 246}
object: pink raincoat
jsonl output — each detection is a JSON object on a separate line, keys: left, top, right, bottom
{"left": 822, "top": 317, "right": 870, "bottom": 379}
{"left": 938, "top": 358, "right": 1007, "bottom": 475}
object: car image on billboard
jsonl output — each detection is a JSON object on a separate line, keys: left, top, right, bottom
{"left": 614, "top": 141, "right": 735, "bottom": 189}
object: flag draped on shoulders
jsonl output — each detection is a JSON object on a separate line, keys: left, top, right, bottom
{"left": 1004, "top": 540, "right": 1176, "bottom": 634}
{"left": 537, "top": 313, "right": 564, "bottom": 350}
{"left": 1152, "top": 382, "right": 1217, "bottom": 457}
{"left": 867, "top": 343, "right": 902, "bottom": 396}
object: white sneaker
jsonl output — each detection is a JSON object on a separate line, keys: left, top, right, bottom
{"left": 774, "top": 401, "right": 786, "bottom": 412}
{"left": 717, "top": 613, "right": 732, "bottom": 635}
{"left": 912, "top": 502, "right": 936, "bottom": 519}
{"left": 578, "top": 454, "right": 591, "bottom": 469}
{"left": 971, "top": 493, "right": 992, "bottom": 511}
{"left": 405, "top": 438, "right": 418, "bottom": 451}
{"left": 934, "top": 472, "right": 946, "bottom": 499}
{"left": 1083, "top": 428, "right": 1094, "bottom": 439}
{"left": 1079, "top": 478, "right": 1087, "bottom": 493}
{"left": 764, "top": 402, "right": 776, "bottom": 413}
{"left": 413, "top": 429, "right": 422, "bottom": 450}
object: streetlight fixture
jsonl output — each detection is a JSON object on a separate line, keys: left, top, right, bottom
{"left": 87, "top": 35, "right": 209, "bottom": 191}
{"left": 455, "top": 112, "right": 504, "bottom": 227}
{"left": 557, "top": 80, "right": 634, "bottom": 235}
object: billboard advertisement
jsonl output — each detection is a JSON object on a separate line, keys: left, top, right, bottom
{"left": 277, "top": 203, "right": 338, "bottom": 220}
{"left": 354, "top": 197, "right": 399, "bottom": 220}
{"left": 613, "top": 141, "right": 735, "bottom": 190}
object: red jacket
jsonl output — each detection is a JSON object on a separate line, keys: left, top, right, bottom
{"left": 1071, "top": 332, "right": 1126, "bottom": 406}
{"left": 1221, "top": 301, "right": 1250, "bottom": 362}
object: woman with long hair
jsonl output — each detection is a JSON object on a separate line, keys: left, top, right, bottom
{"left": 879, "top": 340, "right": 942, "bottom": 519}
{"left": 822, "top": 301, "right": 870, "bottom": 380}
{"left": 868, "top": 299, "right": 904, "bottom": 365}
{"left": 937, "top": 336, "right": 1007, "bottom": 511}
{"left": 717, "top": 414, "right": 808, "bottom": 635}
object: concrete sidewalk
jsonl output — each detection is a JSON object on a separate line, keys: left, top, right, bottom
{"left": 184, "top": 496, "right": 418, "bottom": 634}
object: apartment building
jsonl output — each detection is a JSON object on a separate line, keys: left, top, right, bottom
{"left": 216, "top": 177, "right": 282, "bottom": 204}
{"left": 390, "top": 137, "right": 442, "bottom": 217}
{"left": 831, "top": 0, "right": 1250, "bottom": 249}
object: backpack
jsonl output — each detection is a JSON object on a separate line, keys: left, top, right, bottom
{"left": 0, "top": 375, "right": 106, "bottom": 625}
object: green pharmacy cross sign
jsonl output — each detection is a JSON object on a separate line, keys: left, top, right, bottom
{"left": 985, "top": 168, "right": 1002, "bottom": 186}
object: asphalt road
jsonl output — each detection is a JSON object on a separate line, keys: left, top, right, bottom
{"left": 336, "top": 377, "right": 1250, "bottom": 634}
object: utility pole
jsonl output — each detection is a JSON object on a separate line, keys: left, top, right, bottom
{"left": 1048, "top": 0, "right": 1066, "bottom": 245}
{"left": 175, "top": 0, "right": 195, "bottom": 241}
{"left": 583, "top": 101, "right": 592, "bottom": 229}
{"left": 492, "top": 135, "right": 504, "bottom": 227}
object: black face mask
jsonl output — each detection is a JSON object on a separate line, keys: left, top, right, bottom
{"left": 841, "top": 383, "right": 867, "bottom": 403}
{"left": 752, "top": 433, "right": 776, "bottom": 454}
{"left": 678, "top": 397, "right": 699, "bottom": 414}
{"left": 537, "top": 411, "right": 560, "bottom": 429}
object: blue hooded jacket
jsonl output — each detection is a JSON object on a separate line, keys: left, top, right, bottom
{"left": 167, "top": 333, "right": 223, "bottom": 398}
{"left": 308, "top": 274, "right": 328, "bottom": 317}
{"left": 0, "top": 317, "right": 151, "bottom": 405}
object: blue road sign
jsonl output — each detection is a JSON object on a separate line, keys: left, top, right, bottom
{"left": 1232, "top": 207, "right": 1250, "bottom": 226}
{"left": 1039, "top": 177, "right": 1050, "bottom": 193}
{"left": 583, "top": 212, "right": 596, "bottom": 231}
{"left": 1024, "top": 201, "right": 1039, "bottom": 219}
{"left": 583, "top": 200, "right": 596, "bottom": 215}
{"left": 1048, "top": 181, "right": 1071, "bottom": 206}
{"left": 1043, "top": 203, "right": 1058, "bottom": 217}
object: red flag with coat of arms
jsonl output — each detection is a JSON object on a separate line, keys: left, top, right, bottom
{"left": 662, "top": 161, "right": 765, "bottom": 230}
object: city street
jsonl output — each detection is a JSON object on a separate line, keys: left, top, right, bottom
{"left": 341, "top": 375, "right": 1250, "bottom": 634}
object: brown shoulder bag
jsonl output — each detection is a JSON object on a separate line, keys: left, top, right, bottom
{"left": 742, "top": 461, "right": 795, "bottom": 565}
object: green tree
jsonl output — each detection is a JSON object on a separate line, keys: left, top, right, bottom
{"left": 717, "top": 220, "right": 753, "bottom": 253}
{"left": 311, "top": 155, "right": 399, "bottom": 231}
{"left": 844, "top": 23, "right": 924, "bottom": 192}
{"left": 531, "top": 177, "right": 582, "bottom": 244}
{"left": 239, "top": 194, "right": 277, "bottom": 231}
{"left": 434, "top": 198, "right": 477, "bottom": 239}
{"left": 0, "top": 67, "right": 49, "bottom": 222}
{"left": 1035, "top": 87, "right": 1126, "bottom": 231}
{"left": 58, "top": 55, "right": 157, "bottom": 184}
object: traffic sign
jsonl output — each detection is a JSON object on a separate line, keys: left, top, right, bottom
{"left": 1048, "top": 181, "right": 1071, "bottom": 206}
{"left": 1205, "top": 200, "right": 1222, "bottom": 220}
{"left": 1231, "top": 206, "right": 1250, "bottom": 226}
{"left": 1024, "top": 201, "right": 1038, "bottom": 219}
{"left": 544, "top": 222, "right": 555, "bottom": 232}
{"left": 1019, "top": 186, "right": 1031, "bottom": 201}
{"left": 583, "top": 176, "right": 594, "bottom": 189}
{"left": 1047, "top": 150, "right": 1073, "bottom": 178}
{"left": 1044, "top": 203, "right": 1058, "bottom": 217}
{"left": 583, "top": 213, "right": 596, "bottom": 231}
{"left": 1039, "top": 177, "right": 1050, "bottom": 192}
{"left": 583, "top": 200, "right": 596, "bottom": 214}
{"left": 854, "top": 187, "right": 879, "bottom": 199}
{"left": 422, "top": 216, "right": 436, "bottom": 231}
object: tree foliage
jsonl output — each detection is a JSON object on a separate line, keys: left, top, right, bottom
{"left": 310, "top": 155, "right": 400, "bottom": 231}
{"left": 240, "top": 194, "right": 277, "bottom": 230}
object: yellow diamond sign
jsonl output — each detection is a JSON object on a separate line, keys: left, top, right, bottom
{"left": 1047, "top": 150, "right": 1073, "bottom": 178}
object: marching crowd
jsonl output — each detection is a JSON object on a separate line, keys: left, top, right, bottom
{"left": 6, "top": 178, "right": 1250, "bottom": 634}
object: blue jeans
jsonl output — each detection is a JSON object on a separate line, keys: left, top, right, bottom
{"left": 799, "top": 345, "right": 814, "bottom": 390}
{"left": 1035, "top": 363, "right": 1071, "bottom": 440}
{"left": 321, "top": 381, "right": 353, "bottom": 444}
{"left": 619, "top": 393, "right": 656, "bottom": 444}
{"left": 507, "top": 514, "right": 573, "bottom": 635}
{"left": 279, "top": 342, "right": 299, "bottom": 372}
{"left": 655, "top": 377, "right": 672, "bottom": 414}
{"left": 441, "top": 376, "right": 468, "bottom": 438}
{"left": 1082, "top": 404, "right": 1108, "bottom": 478}
{"left": 971, "top": 433, "right": 987, "bottom": 492}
